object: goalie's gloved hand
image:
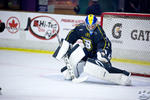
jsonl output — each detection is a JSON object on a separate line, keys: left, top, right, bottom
{"left": 97, "top": 50, "right": 109, "bottom": 63}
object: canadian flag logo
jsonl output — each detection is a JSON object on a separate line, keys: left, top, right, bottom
{"left": 6, "top": 16, "right": 20, "bottom": 34}
{"left": 9, "top": 19, "right": 18, "bottom": 28}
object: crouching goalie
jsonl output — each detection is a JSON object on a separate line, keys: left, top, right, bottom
{"left": 53, "top": 14, "right": 131, "bottom": 85}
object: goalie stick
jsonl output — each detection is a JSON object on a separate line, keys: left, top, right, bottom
{"left": 56, "top": 34, "right": 88, "bottom": 83}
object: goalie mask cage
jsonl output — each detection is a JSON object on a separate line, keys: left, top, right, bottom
{"left": 101, "top": 12, "right": 150, "bottom": 77}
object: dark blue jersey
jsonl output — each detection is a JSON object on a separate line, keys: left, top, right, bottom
{"left": 65, "top": 23, "right": 112, "bottom": 59}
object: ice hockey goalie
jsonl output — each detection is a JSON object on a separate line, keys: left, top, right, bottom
{"left": 53, "top": 14, "right": 131, "bottom": 85}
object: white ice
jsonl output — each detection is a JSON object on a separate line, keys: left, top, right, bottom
{"left": 0, "top": 50, "right": 150, "bottom": 100}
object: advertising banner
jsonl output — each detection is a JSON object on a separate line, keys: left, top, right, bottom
{"left": 103, "top": 17, "right": 150, "bottom": 52}
{"left": 0, "top": 11, "right": 101, "bottom": 43}
{"left": 23, "top": 13, "right": 87, "bottom": 43}
{"left": 0, "top": 11, "right": 24, "bottom": 39}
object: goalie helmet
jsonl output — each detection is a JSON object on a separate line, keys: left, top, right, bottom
{"left": 85, "top": 14, "right": 97, "bottom": 35}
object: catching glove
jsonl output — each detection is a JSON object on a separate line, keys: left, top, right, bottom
{"left": 97, "top": 50, "right": 109, "bottom": 63}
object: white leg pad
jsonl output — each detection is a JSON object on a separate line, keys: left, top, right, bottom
{"left": 68, "top": 44, "right": 85, "bottom": 77}
{"left": 53, "top": 39, "right": 70, "bottom": 60}
{"left": 84, "top": 59, "right": 131, "bottom": 85}
{"left": 69, "top": 45, "right": 85, "bottom": 68}
{"left": 62, "top": 69, "right": 72, "bottom": 80}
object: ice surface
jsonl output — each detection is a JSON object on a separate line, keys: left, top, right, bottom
{"left": 0, "top": 50, "right": 150, "bottom": 100}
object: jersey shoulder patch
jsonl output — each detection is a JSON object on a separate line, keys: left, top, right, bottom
{"left": 75, "top": 23, "right": 86, "bottom": 31}
{"left": 76, "top": 23, "right": 86, "bottom": 28}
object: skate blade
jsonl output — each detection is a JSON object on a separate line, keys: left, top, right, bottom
{"left": 72, "top": 76, "right": 88, "bottom": 83}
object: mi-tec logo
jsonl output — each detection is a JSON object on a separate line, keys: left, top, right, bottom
{"left": 24, "top": 16, "right": 59, "bottom": 40}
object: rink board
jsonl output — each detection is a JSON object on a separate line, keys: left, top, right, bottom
{"left": 0, "top": 11, "right": 150, "bottom": 75}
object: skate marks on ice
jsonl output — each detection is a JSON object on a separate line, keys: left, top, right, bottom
{"left": 0, "top": 49, "right": 149, "bottom": 87}
{"left": 0, "top": 50, "right": 150, "bottom": 100}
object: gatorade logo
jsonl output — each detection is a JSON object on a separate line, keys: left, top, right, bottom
{"left": 112, "top": 23, "right": 122, "bottom": 39}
